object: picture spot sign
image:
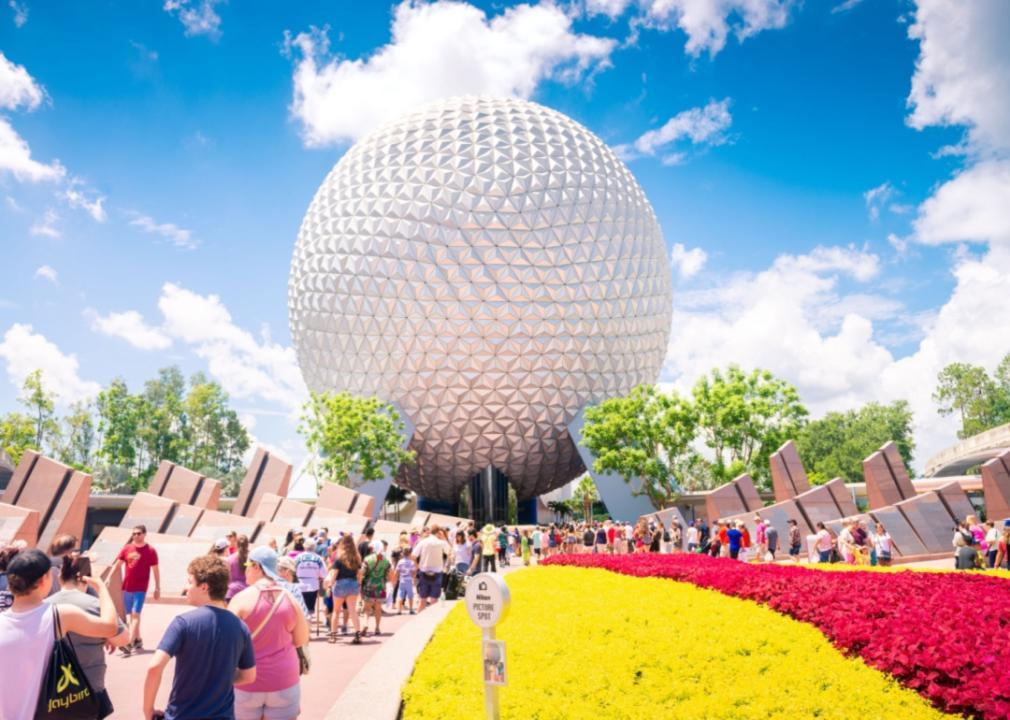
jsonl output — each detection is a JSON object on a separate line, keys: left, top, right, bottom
{"left": 465, "top": 573, "right": 511, "bottom": 629}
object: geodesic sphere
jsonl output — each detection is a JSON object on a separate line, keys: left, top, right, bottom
{"left": 289, "top": 96, "right": 672, "bottom": 502}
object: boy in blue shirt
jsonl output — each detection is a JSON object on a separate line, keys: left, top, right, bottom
{"left": 143, "top": 555, "right": 256, "bottom": 720}
{"left": 394, "top": 551, "right": 417, "bottom": 615}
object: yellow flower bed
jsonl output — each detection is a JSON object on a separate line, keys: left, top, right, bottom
{"left": 401, "top": 567, "right": 950, "bottom": 719}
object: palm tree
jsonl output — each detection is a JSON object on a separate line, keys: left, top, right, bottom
{"left": 572, "top": 474, "right": 599, "bottom": 522}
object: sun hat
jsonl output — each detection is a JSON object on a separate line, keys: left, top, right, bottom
{"left": 7, "top": 548, "right": 51, "bottom": 587}
{"left": 276, "top": 556, "right": 296, "bottom": 574}
{"left": 248, "top": 545, "right": 282, "bottom": 581}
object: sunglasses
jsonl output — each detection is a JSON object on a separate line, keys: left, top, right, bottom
{"left": 132, "top": 532, "right": 145, "bottom": 537}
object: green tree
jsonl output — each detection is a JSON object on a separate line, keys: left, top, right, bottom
{"left": 137, "top": 366, "right": 188, "bottom": 475}
{"left": 796, "top": 401, "right": 915, "bottom": 484}
{"left": 933, "top": 362, "right": 1005, "bottom": 438}
{"left": 298, "top": 391, "right": 415, "bottom": 489}
{"left": 0, "top": 411, "right": 35, "bottom": 464}
{"left": 19, "top": 369, "right": 59, "bottom": 451}
{"left": 58, "top": 401, "right": 96, "bottom": 469}
{"left": 184, "top": 373, "right": 249, "bottom": 475}
{"left": 582, "top": 384, "right": 697, "bottom": 508}
{"left": 572, "top": 474, "right": 599, "bottom": 521}
{"left": 692, "top": 366, "right": 808, "bottom": 486}
{"left": 96, "top": 377, "right": 142, "bottom": 473}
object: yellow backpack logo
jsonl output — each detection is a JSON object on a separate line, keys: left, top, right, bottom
{"left": 56, "top": 663, "right": 80, "bottom": 694}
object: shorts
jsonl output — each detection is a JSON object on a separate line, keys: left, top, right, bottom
{"left": 362, "top": 585, "right": 386, "bottom": 601}
{"left": 789, "top": 543, "right": 802, "bottom": 556}
{"left": 331, "top": 579, "right": 360, "bottom": 598}
{"left": 399, "top": 582, "right": 415, "bottom": 600}
{"left": 235, "top": 684, "right": 300, "bottom": 720}
{"left": 417, "top": 571, "right": 442, "bottom": 599}
{"left": 534, "top": 548, "right": 540, "bottom": 555}
{"left": 122, "top": 591, "right": 146, "bottom": 614}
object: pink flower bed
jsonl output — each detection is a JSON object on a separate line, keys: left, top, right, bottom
{"left": 543, "top": 553, "right": 1010, "bottom": 718}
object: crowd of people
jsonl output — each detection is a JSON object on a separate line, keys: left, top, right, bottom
{"left": 2, "top": 507, "right": 1009, "bottom": 720}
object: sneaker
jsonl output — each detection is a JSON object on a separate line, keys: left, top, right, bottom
{"left": 118, "top": 645, "right": 132, "bottom": 657}
{"left": 340, "top": 625, "right": 348, "bottom": 635}
{"left": 131, "top": 638, "right": 143, "bottom": 651}
{"left": 409, "top": 609, "right": 416, "bottom": 615}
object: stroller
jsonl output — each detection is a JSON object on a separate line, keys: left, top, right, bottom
{"left": 443, "top": 568, "right": 466, "bottom": 600}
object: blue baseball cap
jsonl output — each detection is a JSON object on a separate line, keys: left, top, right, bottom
{"left": 248, "top": 545, "right": 282, "bottom": 581}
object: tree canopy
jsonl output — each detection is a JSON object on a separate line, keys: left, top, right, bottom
{"left": 795, "top": 400, "right": 915, "bottom": 484}
{"left": 933, "top": 355, "right": 1010, "bottom": 439}
{"left": 298, "top": 391, "right": 415, "bottom": 489}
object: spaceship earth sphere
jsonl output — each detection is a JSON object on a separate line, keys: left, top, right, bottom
{"left": 289, "top": 96, "right": 673, "bottom": 502}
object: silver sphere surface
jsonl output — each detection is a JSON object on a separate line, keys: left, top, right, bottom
{"left": 289, "top": 96, "right": 672, "bottom": 501}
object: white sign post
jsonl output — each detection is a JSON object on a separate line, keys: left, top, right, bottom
{"left": 465, "top": 573, "right": 511, "bottom": 720}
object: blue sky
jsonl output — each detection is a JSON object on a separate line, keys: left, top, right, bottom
{"left": 1, "top": 0, "right": 1008, "bottom": 487}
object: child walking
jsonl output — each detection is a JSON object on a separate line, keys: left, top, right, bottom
{"left": 395, "top": 550, "right": 417, "bottom": 614}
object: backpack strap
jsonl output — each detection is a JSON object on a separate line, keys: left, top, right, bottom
{"left": 250, "top": 586, "right": 286, "bottom": 641}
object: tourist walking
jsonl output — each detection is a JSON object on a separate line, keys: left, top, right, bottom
{"left": 686, "top": 521, "right": 699, "bottom": 553}
{"left": 45, "top": 551, "right": 129, "bottom": 718}
{"left": 754, "top": 516, "right": 767, "bottom": 560}
{"left": 787, "top": 519, "right": 802, "bottom": 562}
{"left": 985, "top": 521, "right": 1000, "bottom": 568}
{"left": 726, "top": 522, "right": 743, "bottom": 560}
{"left": 480, "top": 524, "right": 498, "bottom": 572}
{"left": 229, "top": 546, "right": 310, "bottom": 720}
{"left": 766, "top": 522, "right": 779, "bottom": 560}
{"left": 144, "top": 555, "right": 256, "bottom": 720}
{"left": 360, "top": 543, "right": 392, "bottom": 634}
{"left": 814, "top": 522, "right": 833, "bottom": 563}
{"left": 325, "top": 534, "right": 363, "bottom": 644}
{"left": 873, "top": 523, "right": 893, "bottom": 567}
{"left": 413, "top": 526, "right": 451, "bottom": 611}
{"left": 226, "top": 533, "right": 251, "bottom": 600}
{"left": 395, "top": 549, "right": 417, "bottom": 614}
{"left": 521, "top": 529, "right": 531, "bottom": 565}
{"left": 110, "top": 524, "right": 161, "bottom": 655}
{"left": 1, "top": 549, "right": 119, "bottom": 720}
{"left": 293, "top": 540, "right": 327, "bottom": 614}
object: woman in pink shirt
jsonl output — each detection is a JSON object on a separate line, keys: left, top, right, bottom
{"left": 229, "top": 546, "right": 310, "bottom": 720}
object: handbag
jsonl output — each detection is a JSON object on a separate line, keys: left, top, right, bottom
{"left": 35, "top": 607, "right": 101, "bottom": 719}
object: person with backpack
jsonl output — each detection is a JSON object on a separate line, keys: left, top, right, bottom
{"left": 413, "top": 526, "right": 451, "bottom": 611}
{"left": 228, "top": 546, "right": 310, "bottom": 720}
{"left": 44, "top": 552, "right": 130, "bottom": 718}
{"left": 359, "top": 543, "right": 392, "bottom": 635}
{"left": 1, "top": 549, "right": 119, "bottom": 720}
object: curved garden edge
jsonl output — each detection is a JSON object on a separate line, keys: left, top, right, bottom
{"left": 324, "top": 600, "right": 456, "bottom": 720}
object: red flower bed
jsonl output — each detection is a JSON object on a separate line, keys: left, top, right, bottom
{"left": 544, "top": 553, "right": 1010, "bottom": 718}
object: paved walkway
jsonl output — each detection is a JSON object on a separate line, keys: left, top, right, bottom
{"left": 102, "top": 597, "right": 453, "bottom": 719}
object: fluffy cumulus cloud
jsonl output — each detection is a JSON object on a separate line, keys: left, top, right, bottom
{"left": 623, "top": 97, "right": 731, "bottom": 163}
{"left": 163, "top": 0, "right": 224, "bottom": 39}
{"left": 0, "top": 52, "right": 64, "bottom": 183}
{"left": 128, "top": 212, "right": 197, "bottom": 249}
{"left": 662, "top": 1, "right": 1010, "bottom": 470}
{"left": 588, "top": 0, "right": 794, "bottom": 57}
{"left": 157, "top": 283, "right": 307, "bottom": 411}
{"left": 85, "top": 284, "right": 307, "bottom": 418}
{"left": 669, "top": 242, "right": 707, "bottom": 279}
{"left": 86, "top": 309, "right": 172, "bottom": 350}
{"left": 286, "top": 0, "right": 615, "bottom": 146}
{"left": 0, "top": 324, "right": 100, "bottom": 405}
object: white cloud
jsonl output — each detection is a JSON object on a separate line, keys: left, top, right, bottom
{"left": 0, "top": 52, "right": 43, "bottom": 111}
{"left": 586, "top": 0, "right": 632, "bottom": 18}
{"left": 831, "top": 0, "right": 864, "bottom": 14}
{"left": 29, "top": 209, "right": 60, "bottom": 238}
{"left": 636, "top": 0, "right": 794, "bottom": 57}
{"left": 63, "top": 184, "right": 106, "bottom": 222}
{"left": 629, "top": 98, "right": 732, "bottom": 160}
{"left": 0, "top": 323, "right": 100, "bottom": 405}
{"left": 658, "top": 243, "right": 1010, "bottom": 470}
{"left": 129, "top": 212, "right": 197, "bottom": 249}
{"left": 8, "top": 1, "right": 27, "bottom": 27}
{"left": 33, "top": 265, "right": 57, "bottom": 284}
{"left": 157, "top": 283, "right": 308, "bottom": 412}
{"left": 87, "top": 309, "right": 172, "bottom": 350}
{"left": 906, "top": 0, "right": 1010, "bottom": 155}
{"left": 285, "top": 1, "right": 615, "bottom": 146}
{"left": 0, "top": 117, "right": 64, "bottom": 183}
{"left": 669, "top": 242, "right": 707, "bottom": 279}
{"left": 913, "top": 160, "right": 1010, "bottom": 247}
{"left": 163, "top": 0, "right": 224, "bottom": 39}
{"left": 863, "top": 181, "right": 895, "bottom": 221}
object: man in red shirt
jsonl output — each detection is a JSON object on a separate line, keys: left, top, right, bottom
{"left": 111, "top": 524, "right": 161, "bottom": 656}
